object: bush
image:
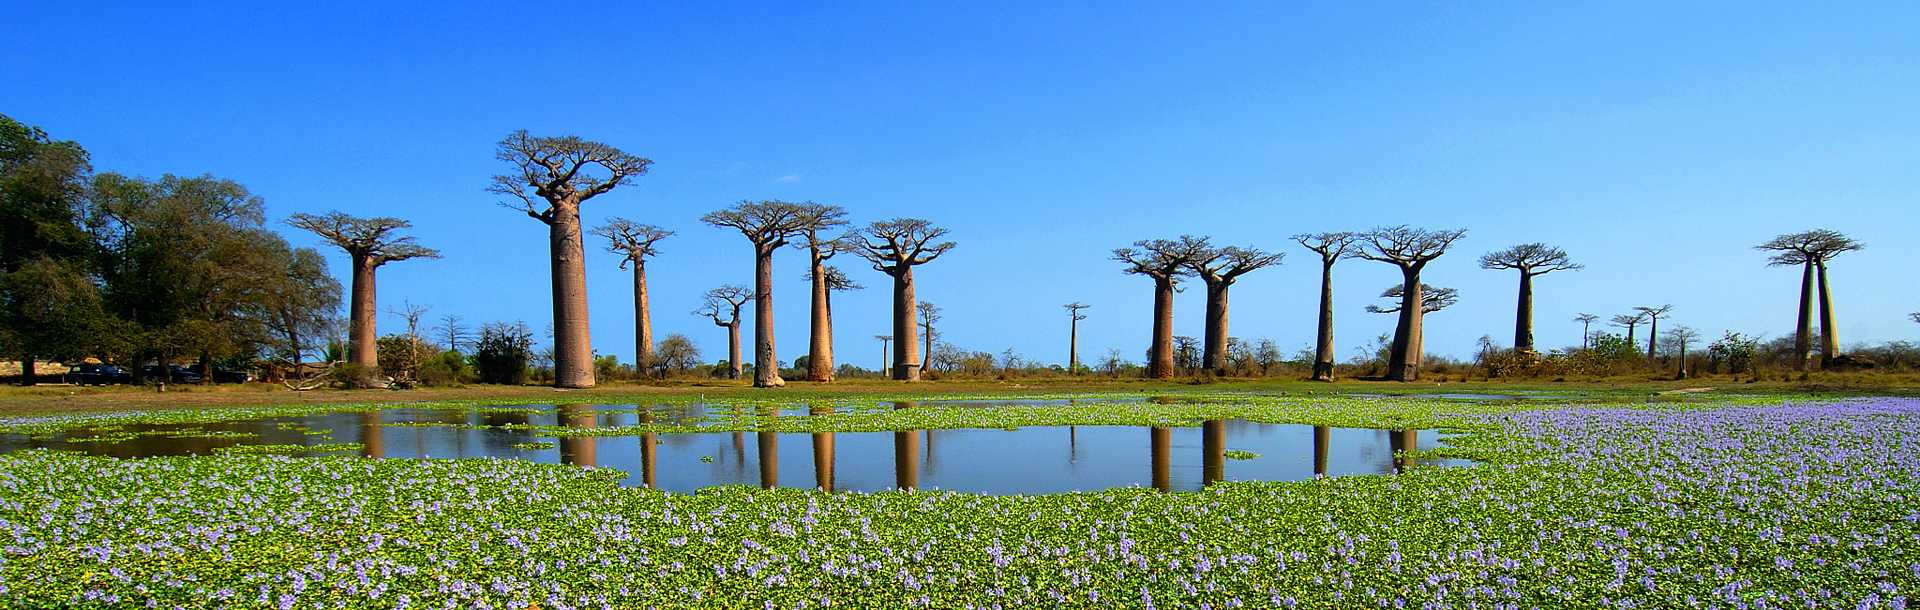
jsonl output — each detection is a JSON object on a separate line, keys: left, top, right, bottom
{"left": 474, "top": 322, "right": 533, "bottom": 385}
{"left": 415, "top": 350, "right": 474, "bottom": 387}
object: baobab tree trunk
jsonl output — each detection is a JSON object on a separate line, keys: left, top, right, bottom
{"left": 807, "top": 255, "right": 833, "bottom": 382}
{"left": 633, "top": 261, "right": 652, "bottom": 376}
{"left": 1311, "top": 261, "right": 1337, "bottom": 381}
{"left": 1202, "top": 282, "right": 1230, "bottom": 375}
{"left": 891, "top": 268, "right": 920, "bottom": 381}
{"left": 1646, "top": 317, "right": 1659, "bottom": 360}
{"left": 922, "top": 317, "right": 934, "bottom": 375}
{"left": 752, "top": 245, "right": 784, "bottom": 388}
{"left": 1147, "top": 277, "right": 1176, "bottom": 379}
{"left": 1513, "top": 271, "right": 1535, "bottom": 352}
{"left": 348, "top": 253, "right": 379, "bottom": 372}
{"left": 548, "top": 204, "right": 595, "bottom": 388}
{"left": 1068, "top": 316, "right": 1080, "bottom": 375}
{"left": 1794, "top": 259, "right": 1815, "bottom": 371}
{"left": 727, "top": 323, "right": 742, "bottom": 380}
{"left": 1816, "top": 258, "right": 1839, "bottom": 366}
{"left": 1386, "top": 269, "right": 1422, "bottom": 381}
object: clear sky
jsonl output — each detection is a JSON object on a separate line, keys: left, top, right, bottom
{"left": 4, "top": 2, "right": 1916, "bottom": 368}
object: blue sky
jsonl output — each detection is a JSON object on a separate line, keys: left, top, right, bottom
{"left": 4, "top": 2, "right": 1916, "bottom": 368}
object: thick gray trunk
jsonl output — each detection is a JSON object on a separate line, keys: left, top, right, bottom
{"left": 348, "top": 254, "right": 378, "bottom": 371}
{"left": 549, "top": 205, "right": 595, "bottom": 388}
{"left": 1816, "top": 259, "right": 1839, "bottom": 365}
{"left": 891, "top": 268, "right": 919, "bottom": 381}
{"left": 1147, "top": 277, "right": 1175, "bottom": 379}
{"left": 634, "top": 262, "right": 651, "bottom": 374}
{"left": 1514, "top": 271, "right": 1535, "bottom": 352}
{"left": 752, "top": 246, "right": 784, "bottom": 387}
{"left": 1311, "top": 261, "right": 1336, "bottom": 381}
{"left": 1202, "top": 281, "right": 1230, "bottom": 375}
{"left": 1068, "top": 317, "right": 1079, "bottom": 375}
{"left": 1386, "top": 267, "right": 1421, "bottom": 381}
{"left": 807, "top": 253, "right": 833, "bottom": 382}
{"left": 1794, "top": 260, "right": 1814, "bottom": 371}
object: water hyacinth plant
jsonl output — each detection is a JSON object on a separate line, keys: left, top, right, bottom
{"left": 0, "top": 397, "right": 1914, "bottom": 608}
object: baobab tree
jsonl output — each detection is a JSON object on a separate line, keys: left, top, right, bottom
{"left": 489, "top": 130, "right": 651, "bottom": 388}
{"left": 694, "top": 285, "right": 751, "bottom": 380}
{"left": 1757, "top": 230, "right": 1862, "bottom": 370}
{"left": 1184, "top": 237, "right": 1283, "bottom": 376}
{"left": 287, "top": 212, "right": 439, "bottom": 374}
{"left": 874, "top": 335, "right": 891, "bottom": 377}
{"left": 1478, "top": 243, "right": 1581, "bottom": 353}
{"left": 1610, "top": 313, "right": 1645, "bottom": 346}
{"left": 794, "top": 206, "right": 849, "bottom": 382}
{"left": 1064, "top": 302, "right": 1090, "bottom": 374}
{"left": 1808, "top": 232, "right": 1863, "bottom": 366}
{"left": 1291, "top": 232, "right": 1358, "bottom": 381}
{"left": 853, "top": 218, "right": 956, "bottom": 381}
{"left": 591, "top": 218, "right": 671, "bottom": 371}
{"left": 1634, "top": 304, "right": 1674, "bottom": 360}
{"left": 703, "top": 201, "right": 835, "bottom": 387}
{"left": 1665, "top": 325, "right": 1700, "bottom": 379}
{"left": 1355, "top": 226, "right": 1468, "bottom": 381}
{"left": 1574, "top": 313, "right": 1599, "bottom": 350}
{"left": 1113, "top": 238, "right": 1205, "bottom": 379}
{"left": 916, "top": 301, "right": 942, "bottom": 374}
{"left": 802, "top": 265, "right": 861, "bottom": 381}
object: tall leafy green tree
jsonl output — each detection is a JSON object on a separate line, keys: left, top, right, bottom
{"left": 0, "top": 114, "right": 107, "bottom": 384}
{"left": 91, "top": 173, "right": 283, "bottom": 387}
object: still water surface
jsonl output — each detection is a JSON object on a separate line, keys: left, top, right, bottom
{"left": 1, "top": 403, "right": 1465, "bottom": 494}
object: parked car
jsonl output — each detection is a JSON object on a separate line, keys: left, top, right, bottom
{"left": 138, "top": 364, "right": 203, "bottom": 384}
{"left": 65, "top": 363, "right": 132, "bottom": 385}
{"left": 212, "top": 368, "right": 255, "bottom": 383}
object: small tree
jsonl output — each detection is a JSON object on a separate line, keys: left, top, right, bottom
{"left": 287, "top": 212, "right": 439, "bottom": 375}
{"left": 1574, "top": 313, "right": 1600, "bottom": 350}
{"left": 1479, "top": 243, "right": 1581, "bottom": 352}
{"left": 1063, "top": 302, "right": 1090, "bottom": 375}
{"left": 436, "top": 314, "right": 468, "bottom": 354}
{"left": 1665, "top": 325, "right": 1700, "bottom": 378}
{"left": 592, "top": 218, "right": 672, "bottom": 372}
{"left": 654, "top": 333, "right": 701, "bottom": 377}
{"left": 1355, "top": 226, "right": 1468, "bottom": 381}
{"left": 874, "top": 334, "right": 892, "bottom": 378}
{"left": 490, "top": 130, "right": 651, "bottom": 388}
{"left": 1113, "top": 237, "right": 1206, "bottom": 379}
{"left": 853, "top": 218, "right": 956, "bottom": 381}
{"left": 695, "top": 285, "right": 752, "bottom": 380}
{"left": 1291, "top": 232, "right": 1359, "bottom": 381}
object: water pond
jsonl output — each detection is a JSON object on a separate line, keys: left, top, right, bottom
{"left": 0, "top": 404, "right": 1465, "bottom": 494}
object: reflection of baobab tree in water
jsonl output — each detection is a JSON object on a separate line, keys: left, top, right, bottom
{"left": 557, "top": 405, "right": 596, "bottom": 468}
{"left": 1202, "top": 419, "right": 1226, "bottom": 486}
{"left": 811, "top": 404, "right": 836, "bottom": 492}
{"left": 361, "top": 411, "right": 384, "bottom": 459}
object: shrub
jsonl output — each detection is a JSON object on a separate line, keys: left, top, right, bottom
{"left": 474, "top": 322, "right": 533, "bottom": 385}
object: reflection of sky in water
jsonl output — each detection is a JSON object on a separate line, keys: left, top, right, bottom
{"left": 2, "top": 406, "right": 1468, "bottom": 495}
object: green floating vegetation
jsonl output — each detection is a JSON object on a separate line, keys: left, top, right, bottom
{"left": 0, "top": 397, "right": 1912, "bottom": 608}
{"left": 511, "top": 441, "right": 556, "bottom": 450}
{"left": 210, "top": 442, "right": 363, "bottom": 455}
{"left": 1222, "top": 449, "right": 1261, "bottom": 460}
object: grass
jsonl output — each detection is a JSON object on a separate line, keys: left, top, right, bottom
{"left": 0, "top": 394, "right": 1913, "bottom": 608}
